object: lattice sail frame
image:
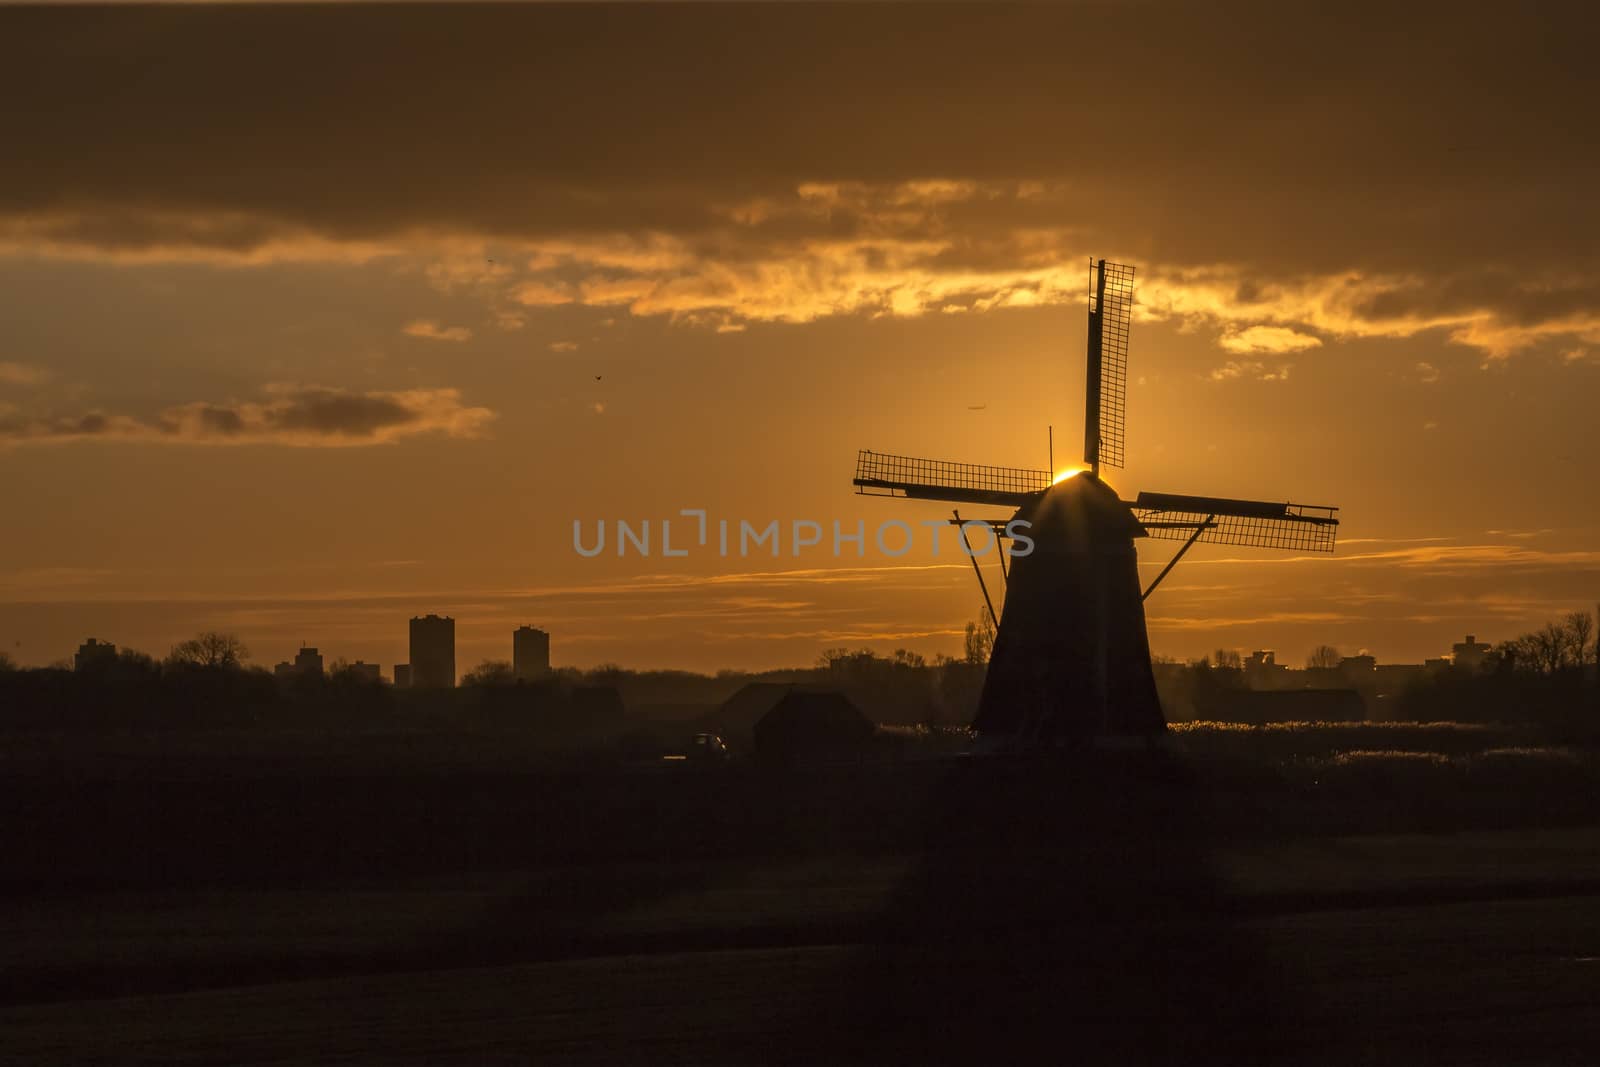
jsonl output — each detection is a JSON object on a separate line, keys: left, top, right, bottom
{"left": 1132, "top": 493, "right": 1340, "bottom": 553}
{"left": 853, "top": 450, "right": 1051, "bottom": 507}
{"left": 1088, "top": 260, "right": 1135, "bottom": 470}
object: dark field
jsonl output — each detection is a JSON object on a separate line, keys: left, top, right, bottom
{"left": 2, "top": 724, "right": 1598, "bottom": 1064}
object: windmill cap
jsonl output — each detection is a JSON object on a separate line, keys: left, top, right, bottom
{"left": 1014, "top": 471, "right": 1147, "bottom": 546}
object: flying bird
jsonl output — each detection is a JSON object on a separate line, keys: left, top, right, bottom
{"left": 595, "top": 375, "right": 603, "bottom": 381}
{"left": 968, "top": 404, "right": 987, "bottom": 411}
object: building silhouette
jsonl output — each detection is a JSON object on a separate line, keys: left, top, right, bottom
{"left": 1452, "top": 634, "right": 1492, "bottom": 669}
{"left": 409, "top": 615, "right": 455, "bottom": 688}
{"left": 393, "top": 663, "right": 412, "bottom": 688}
{"left": 296, "top": 646, "right": 324, "bottom": 677}
{"left": 1244, "top": 650, "right": 1289, "bottom": 688}
{"left": 74, "top": 638, "right": 117, "bottom": 672}
{"left": 344, "top": 661, "right": 381, "bottom": 683}
{"left": 1338, "top": 653, "right": 1377, "bottom": 682}
{"left": 274, "top": 646, "right": 325, "bottom": 681}
{"left": 514, "top": 625, "right": 550, "bottom": 681}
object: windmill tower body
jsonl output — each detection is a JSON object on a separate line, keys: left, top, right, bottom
{"left": 852, "top": 259, "right": 1340, "bottom": 748}
{"left": 973, "top": 473, "right": 1164, "bottom": 742}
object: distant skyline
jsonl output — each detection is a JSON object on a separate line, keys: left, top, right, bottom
{"left": 19, "top": 608, "right": 1546, "bottom": 679}
{"left": 3, "top": 3, "right": 1598, "bottom": 672}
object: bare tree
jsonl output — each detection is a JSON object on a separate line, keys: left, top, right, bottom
{"left": 964, "top": 608, "right": 995, "bottom": 665}
{"left": 1526, "top": 627, "right": 1556, "bottom": 674}
{"left": 817, "top": 647, "right": 853, "bottom": 670}
{"left": 891, "top": 648, "right": 927, "bottom": 670}
{"left": 1509, "top": 623, "right": 1575, "bottom": 675}
{"left": 1213, "top": 648, "right": 1243, "bottom": 671}
{"left": 1305, "top": 644, "right": 1343, "bottom": 670}
{"left": 1496, "top": 635, "right": 1534, "bottom": 673}
{"left": 0, "top": 650, "right": 14, "bottom": 672}
{"left": 118, "top": 648, "right": 158, "bottom": 673}
{"left": 166, "top": 631, "right": 249, "bottom": 669}
{"left": 1564, "top": 611, "right": 1595, "bottom": 667}
{"left": 462, "top": 660, "right": 515, "bottom": 687}
{"left": 818, "top": 648, "right": 876, "bottom": 674}
{"left": 1498, "top": 611, "right": 1600, "bottom": 675}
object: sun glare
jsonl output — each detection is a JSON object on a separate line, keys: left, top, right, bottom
{"left": 1053, "top": 467, "right": 1087, "bottom": 484}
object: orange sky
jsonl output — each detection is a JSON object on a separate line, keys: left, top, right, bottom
{"left": 2, "top": 2, "right": 1598, "bottom": 674}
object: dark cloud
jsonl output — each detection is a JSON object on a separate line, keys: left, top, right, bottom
{"left": 1352, "top": 273, "right": 1600, "bottom": 328}
{"left": 0, "top": 2, "right": 1596, "bottom": 352}
{"left": 191, "top": 405, "right": 245, "bottom": 436}
{"left": 0, "top": 4, "right": 1592, "bottom": 252}
{"left": 270, "top": 390, "right": 420, "bottom": 437}
{"left": 0, "top": 385, "right": 493, "bottom": 447}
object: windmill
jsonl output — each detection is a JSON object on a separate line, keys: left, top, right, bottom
{"left": 852, "top": 259, "right": 1340, "bottom": 747}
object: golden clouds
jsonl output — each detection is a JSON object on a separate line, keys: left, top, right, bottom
{"left": 0, "top": 362, "right": 50, "bottom": 386}
{"left": 11, "top": 172, "right": 1550, "bottom": 363}
{"left": 1141, "top": 267, "right": 1600, "bottom": 360}
{"left": 480, "top": 182, "right": 1600, "bottom": 360}
{"left": 1, "top": 4, "right": 1596, "bottom": 370}
{"left": 402, "top": 319, "right": 472, "bottom": 343}
{"left": 1217, "top": 326, "right": 1322, "bottom": 355}
{"left": 480, "top": 181, "right": 1093, "bottom": 328}
{"left": 5, "top": 175, "right": 1597, "bottom": 366}
{"left": 1208, "top": 360, "right": 1292, "bottom": 383}
{"left": 511, "top": 280, "right": 575, "bottom": 307}
{"left": 0, "top": 385, "right": 495, "bottom": 448}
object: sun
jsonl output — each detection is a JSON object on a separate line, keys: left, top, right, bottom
{"left": 1053, "top": 467, "right": 1088, "bottom": 484}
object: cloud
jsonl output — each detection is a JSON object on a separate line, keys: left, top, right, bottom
{"left": 495, "top": 203, "right": 1092, "bottom": 328}
{"left": 0, "top": 384, "right": 495, "bottom": 448}
{"left": 1416, "top": 361, "right": 1440, "bottom": 383}
{"left": 1147, "top": 611, "right": 1356, "bottom": 631}
{"left": 1208, "top": 360, "right": 1292, "bottom": 383}
{"left": 1138, "top": 265, "right": 1600, "bottom": 360}
{"left": 423, "top": 255, "right": 512, "bottom": 294}
{"left": 512, "top": 281, "right": 575, "bottom": 307}
{"left": 1217, "top": 325, "right": 1321, "bottom": 354}
{"left": 0, "top": 361, "right": 49, "bottom": 386}
{"left": 0, "top": 210, "right": 398, "bottom": 267}
{"left": 1178, "top": 542, "right": 1600, "bottom": 571}
{"left": 0, "top": 566, "right": 120, "bottom": 592}
{"left": 2, "top": 5, "right": 1597, "bottom": 357}
{"left": 402, "top": 319, "right": 473, "bottom": 342}
{"left": 549, "top": 341, "right": 578, "bottom": 352}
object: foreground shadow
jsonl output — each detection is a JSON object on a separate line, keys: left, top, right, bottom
{"left": 783, "top": 751, "right": 1307, "bottom": 1066}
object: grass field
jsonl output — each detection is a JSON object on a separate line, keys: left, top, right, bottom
{"left": 5, "top": 895, "right": 1599, "bottom": 1065}
{"left": 2, "top": 725, "right": 1598, "bottom": 1063}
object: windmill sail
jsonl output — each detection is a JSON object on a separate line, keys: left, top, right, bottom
{"left": 1083, "top": 259, "right": 1135, "bottom": 472}
{"left": 853, "top": 450, "right": 1051, "bottom": 508}
{"left": 1132, "top": 491, "right": 1340, "bottom": 553}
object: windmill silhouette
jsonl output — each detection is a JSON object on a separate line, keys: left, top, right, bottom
{"left": 853, "top": 259, "right": 1340, "bottom": 747}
